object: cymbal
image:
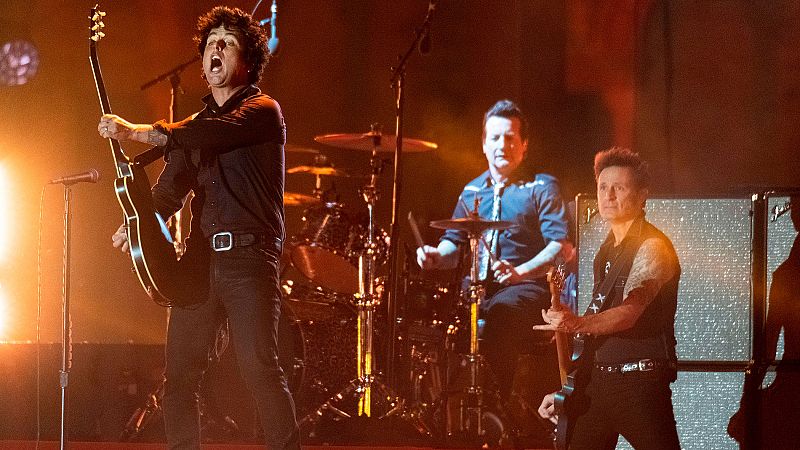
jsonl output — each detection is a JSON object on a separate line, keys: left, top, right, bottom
{"left": 429, "top": 217, "right": 518, "bottom": 234}
{"left": 284, "top": 144, "right": 320, "bottom": 154}
{"left": 287, "top": 165, "right": 351, "bottom": 177}
{"left": 284, "top": 192, "right": 321, "bottom": 206}
{"left": 314, "top": 132, "right": 437, "bottom": 153}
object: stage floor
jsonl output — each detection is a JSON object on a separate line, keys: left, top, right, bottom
{"left": 0, "top": 442, "right": 548, "bottom": 450}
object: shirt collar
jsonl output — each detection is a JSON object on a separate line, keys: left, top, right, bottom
{"left": 601, "top": 211, "right": 647, "bottom": 249}
{"left": 482, "top": 168, "right": 525, "bottom": 188}
{"left": 201, "top": 84, "right": 260, "bottom": 115}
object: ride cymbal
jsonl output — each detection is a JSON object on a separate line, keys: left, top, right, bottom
{"left": 287, "top": 165, "right": 351, "bottom": 177}
{"left": 284, "top": 144, "right": 320, "bottom": 154}
{"left": 314, "top": 131, "right": 437, "bottom": 153}
{"left": 284, "top": 192, "right": 321, "bottom": 207}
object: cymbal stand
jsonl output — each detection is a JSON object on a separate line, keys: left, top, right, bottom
{"left": 310, "top": 154, "right": 336, "bottom": 202}
{"left": 353, "top": 135, "right": 386, "bottom": 416}
{"left": 455, "top": 207, "right": 488, "bottom": 439}
{"left": 299, "top": 132, "right": 404, "bottom": 429}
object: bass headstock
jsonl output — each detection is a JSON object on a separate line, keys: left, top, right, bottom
{"left": 548, "top": 263, "right": 567, "bottom": 298}
{"left": 89, "top": 5, "right": 106, "bottom": 43}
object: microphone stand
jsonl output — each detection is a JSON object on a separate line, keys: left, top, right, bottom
{"left": 140, "top": 56, "right": 197, "bottom": 251}
{"left": 135, "top": 56, "right": 199, "bottom": 168}
{"left": 58, "top": 185, "right": 73, "bottom": 450}
{"left": 140, "top": 55, "right": 199, "bottom": 92}
{"left": 386, "top": 3, "right": 434, "bottom": 395}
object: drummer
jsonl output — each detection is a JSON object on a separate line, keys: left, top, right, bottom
{"left": 416, "top": 99, "right": 573, "bottom": 402}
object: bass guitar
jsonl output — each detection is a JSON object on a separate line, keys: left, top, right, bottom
{"left": 548, "top": 264, "right": 593, "bottom": 450}
{"left": 548, "top": 264, "right": 571, "bottom": 385}
{"left": 89, "top": 5, "right": 206, "bottom": 307}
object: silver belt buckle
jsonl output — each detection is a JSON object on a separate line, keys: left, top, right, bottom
{"left": 638, "top": 358, "right": 654, "bottom": 371}
{"left": 212, "top": 231, "right": 233, "bottom": 251}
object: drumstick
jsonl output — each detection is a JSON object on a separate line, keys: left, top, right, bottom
{"left": 479, "top": 236, "right": 499, "bottom": 266}
{"left": 407, "top": 211, "right": 425, "bottom": 247}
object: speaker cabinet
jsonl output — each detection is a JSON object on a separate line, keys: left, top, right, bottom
{"left": 575, "top": 197, "right": 772, "bottom": 449}
{"left": 576, "top": 197, "right": 753, "bottom": 362}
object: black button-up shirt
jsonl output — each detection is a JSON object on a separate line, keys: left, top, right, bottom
{"left": 441, "top": 170, "right": 569, "bottom": 271}
{"left": 151, "top": 85, "right": 286, "bottom": 244}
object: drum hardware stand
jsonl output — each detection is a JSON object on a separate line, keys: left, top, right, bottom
{"left": 456, "top": 205, "right": 488, "bottom": 440}
{"left": 299, "top": 131, "right": 431, "bottom": 437}
{"left": 427, "top": 198, "right": 519, "bottom": 445}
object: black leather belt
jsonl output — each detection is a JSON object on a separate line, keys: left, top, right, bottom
{"left": 594, "top": 359, "right": 673, "bottom": 374}
{"left": 210, "top": 232, "right": 280, "bottom": 252}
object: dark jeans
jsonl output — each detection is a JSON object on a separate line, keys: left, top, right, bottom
{"left": 480, "top": 280, "right": 553, "bottom": 399}
{"left": 162, "top": 245, "right": 300, "bottom": 450}
{"left": 567, "top": 368, "right": 680, "bottom": 450}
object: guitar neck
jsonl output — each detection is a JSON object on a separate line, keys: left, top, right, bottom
{"left": 553, "top": 294, "right": 571, "bottom": 385}
{"left": 548, "top": 266, "right": 572, "bottom": 386}
{"left": 89, "top": 25, "right": 130, "bottom": 178}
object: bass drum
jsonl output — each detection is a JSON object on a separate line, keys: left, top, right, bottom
{"left": 280, "top": 290, "right": 356, "bottom": 420}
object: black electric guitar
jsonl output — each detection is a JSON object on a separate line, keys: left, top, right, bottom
{"left": 89, "top": 5, "right": 205, "bottom": 307}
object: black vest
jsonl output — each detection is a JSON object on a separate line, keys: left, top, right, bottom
{"left": 591, "top": 216, "right": 680, "bottom": 364}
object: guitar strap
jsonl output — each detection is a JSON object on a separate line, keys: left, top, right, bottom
{"left": 133, "top": 146, "right": 166, "bottom": 167}
{"left": 585, "top": 222, "right": 646, "bottom": 317}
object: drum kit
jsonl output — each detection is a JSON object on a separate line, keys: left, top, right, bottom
{"left": 279, "top": 129, "right": 524, "bottom": 446}
{"left": 119, "top": 127, "right": 528, "bottom": 446}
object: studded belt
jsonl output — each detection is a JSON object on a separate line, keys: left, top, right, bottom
{"left": 594, "top": 359, "right": 673, "bottom": 374}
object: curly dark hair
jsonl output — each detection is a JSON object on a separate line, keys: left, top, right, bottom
{"left": 194, "top": 6, "right": 269, "bottom": 85}
{"left": 483, "top": 99, "right": 529, "bottom": 142}
{"left": 593, "top": 147, "right": 650, "bottom": 189}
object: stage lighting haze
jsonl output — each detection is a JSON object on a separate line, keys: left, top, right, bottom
{"left": 0, "top": 164, "right": 9, "bottom": 264}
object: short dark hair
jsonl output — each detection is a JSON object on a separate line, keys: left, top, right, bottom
{"left": 593, "top": 147, "right": 650, "bottom": 189}
{"left": 483, "top": 99, "right": 529, "bottom": 142}
{"left": 194, "top": 6, "right": 269, "bottom": 84}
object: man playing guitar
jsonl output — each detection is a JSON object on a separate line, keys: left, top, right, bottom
{"left": 97, "top": 7, "right": 299, "bottom": 450}
{"left": 536, "top": 147, "right": 681, "bottom": 450}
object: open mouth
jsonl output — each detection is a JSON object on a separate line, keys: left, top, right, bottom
{"left": 210, "top": 55, "right": 222, "bottom": 72}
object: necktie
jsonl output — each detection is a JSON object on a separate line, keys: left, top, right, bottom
{"left": 479, "top": 181, "right": 504, "bottom": 281}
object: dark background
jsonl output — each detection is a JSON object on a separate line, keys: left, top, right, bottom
{"left": 0, "top": 0, "right": 798, "bottom": 344}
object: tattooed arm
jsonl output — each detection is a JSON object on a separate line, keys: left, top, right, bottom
{"left": 97, "top": 114, "right": 168, "bottom": 146}
{"left": 535, "top": 237, "right": 678, "bottom": 335}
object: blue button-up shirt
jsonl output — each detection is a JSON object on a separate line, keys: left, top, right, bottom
{"left": 440, "top": 170, "right": 569, "bottom": 274}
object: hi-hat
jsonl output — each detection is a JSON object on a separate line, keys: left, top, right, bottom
{"left": 284, "top": 192, "right": 321, "bottom": 206}
{"left": 314, "top": 131, "right": 437, "bottom": 153}
{"left": 285, "top": 144, "right": 320, "bottom": 154}
{"left": 429, "top": 217, "right": 517, "bottom": 234}
{"left": 287, "top": 165, "right": 351, "bottom": 177}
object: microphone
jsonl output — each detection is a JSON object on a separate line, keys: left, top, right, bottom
{"left": 418, "top": 0, "right": 437, "bottom": 55}
{"left": 48, "top": 169, "right": 101, "bottom": 185}
{"left": 267, "top": 0, "right": 279, "bottom": 56}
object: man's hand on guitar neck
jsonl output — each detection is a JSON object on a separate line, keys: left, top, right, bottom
{"left": 534, "top": 305, "right": 581, "bottom": 334}
{"left": 112, "top": 223, "right": 130, "bottom": 254}
{"left": 98, "top": 114, "right": 168, "bottom": 147}
{"left": 538, "top": 392, "right": 558, "bottom": 424}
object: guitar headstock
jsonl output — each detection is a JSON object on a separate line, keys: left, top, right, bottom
{"left": 89, "top": 5, "right": 106, "bottom": 43}
{"left": 547, "top": 263, "right": 567, "bottom": 297}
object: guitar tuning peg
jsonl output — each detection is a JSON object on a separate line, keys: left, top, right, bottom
{"left": 91, "top": 31, "right": 105, "bottom": 41}
{"left": 92, "top": 22, "right": 105, "bottom": 31}
{"left": 99, "top": 11, "right": 106, "bottom": 17}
